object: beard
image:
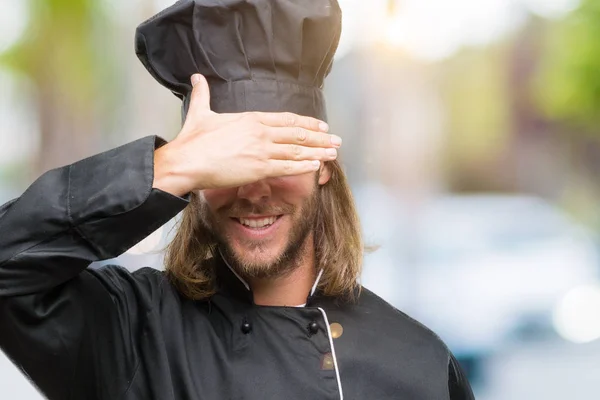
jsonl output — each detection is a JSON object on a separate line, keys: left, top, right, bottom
{"left": 198, "top": 187, "right": 320, "bottom": 280}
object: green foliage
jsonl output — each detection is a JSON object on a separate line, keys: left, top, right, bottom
{"left": 535, "top": 0, "right": 600, "bottom": 131}
{"left": 0, "top": 0, "right": 108, "bottom": 109}
{"left": 439, "top": 44, "right": 512, "bottom": 164}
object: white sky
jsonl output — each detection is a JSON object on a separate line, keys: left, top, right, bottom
{"left": 336, "top": 0, "right": 580, "bottom": 61}
{"left": 1, "top": 0, "right": 580, "bottom": 61}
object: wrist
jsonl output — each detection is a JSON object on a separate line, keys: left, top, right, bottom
{"left": 153, "top": 143, "right": 195, "bottom": 197}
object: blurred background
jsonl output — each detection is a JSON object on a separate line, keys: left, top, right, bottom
{"left": 2, "top": 0, "right": 600, "bottom": 398}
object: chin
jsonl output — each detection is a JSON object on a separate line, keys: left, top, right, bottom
{"left": 228, "top": 241, "right": 285, "bottom": 272}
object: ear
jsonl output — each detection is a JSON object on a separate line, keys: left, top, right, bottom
{"left": 318, "top": 162, "right": 332, "bottom": 185}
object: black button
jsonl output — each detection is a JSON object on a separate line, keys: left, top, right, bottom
{"left": 241, "top": 321, "right": 252, "bottom": 334}
{"left": 308, "top": 321, "right": 319, "bottom": 335}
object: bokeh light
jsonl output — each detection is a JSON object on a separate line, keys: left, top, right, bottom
{"left": 0, "top": 0, "right": 29, "bottom": 53}
{"left": 553, "top": 284, "right": 600, "bottom": 343}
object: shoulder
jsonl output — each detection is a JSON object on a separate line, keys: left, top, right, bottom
{"left": 351, "top": 286, "right": 451, "bottom": 354}
{"left": 361, "top": 287, "right": 441, "bottom": 334}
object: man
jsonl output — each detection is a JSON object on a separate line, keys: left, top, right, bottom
{"left": 0, "top": 0, "right": 473, "bottom": 399}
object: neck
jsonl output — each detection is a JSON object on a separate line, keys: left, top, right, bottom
{"left": 248, "top": 235, "right": 317, "bottom": 306}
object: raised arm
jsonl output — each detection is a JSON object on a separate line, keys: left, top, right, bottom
{"left": 0, "top": 136, "right": 189, "bottom": 399}
{"left": 0, "top": 136, "right": 187, "bottom": 297}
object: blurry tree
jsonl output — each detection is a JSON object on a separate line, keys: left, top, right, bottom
{"left": 438, "top": 43, "right": 514, "bottom": 192}
{"left": 0, "top": 0, "right": 115, "bottom": 176}
{"left": 535, "top": 0, "right": 600, "bottom": 132}
{"left": 533, "top": 0, "right": 600, "bottom": 225}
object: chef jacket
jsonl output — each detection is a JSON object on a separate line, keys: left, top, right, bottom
{"left": 0, "top": 136, "right": 474, "bottom": 399}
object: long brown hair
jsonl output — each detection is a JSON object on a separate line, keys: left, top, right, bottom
{"left": 163, "top": 160, "right": 364, "bottom": 301}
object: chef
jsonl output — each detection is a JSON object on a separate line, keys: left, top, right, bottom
{"left": 0, "top": 0, "right": 473, "bottom": 399}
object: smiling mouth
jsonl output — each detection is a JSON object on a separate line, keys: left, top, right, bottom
{"left": 233, "top": 215, "right": 283, "bottom": 229}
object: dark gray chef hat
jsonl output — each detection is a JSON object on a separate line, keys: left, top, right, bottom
{"left": 135, "top": 0, "right": 342, "bottom": 122}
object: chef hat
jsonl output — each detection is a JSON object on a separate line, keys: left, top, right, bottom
{"left": 135, "top": 0, "right": 342, "bottom": 122}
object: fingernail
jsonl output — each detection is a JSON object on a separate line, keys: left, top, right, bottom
{"left": 191, "top": 74, "right": 202, "bottom": 86}
{"left": 319, "top": 122, "right": 329, "bottom": 132}
{"left": 326, "top": 148, "right": 337, "bottom": 156}
{"left": 330, "top": 135, "right": 342, "bottom": 146}
{"left": 312, "top": 160, "right": 321, "bottom": 169}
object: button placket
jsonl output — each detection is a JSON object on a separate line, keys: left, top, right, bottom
{"left": 317, "top": 308, "right": 344, "bottom": 399}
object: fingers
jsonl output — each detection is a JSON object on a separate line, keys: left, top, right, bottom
{"left": 265, "top": 159, "right": 322, "bottom": 178}
{"left": 267, "top": 126, "right": 342, "bottom": 148}
{"left": 189, "top": 74, "right": 211, "bottom": 112}
{"left": 255, "top": 111, "right": 329, "bottom": 132}
{"left": 268, "top": 143, "right": 338, "bottom": 162}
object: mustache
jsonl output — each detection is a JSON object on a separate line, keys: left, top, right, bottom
{"left": 219, "top": 201, "right": 295, "bottom": 217}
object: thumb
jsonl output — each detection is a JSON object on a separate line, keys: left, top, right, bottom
{"left": 189, "top": 73, "right": 211, "bottom": 112}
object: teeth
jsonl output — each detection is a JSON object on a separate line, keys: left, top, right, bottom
{"left": 239, "top": 217, "right": 277, "bottom": 228}
{"left": 239, "top": 216, "right": 277, "bottom": 228}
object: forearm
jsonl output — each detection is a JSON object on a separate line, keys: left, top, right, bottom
{"left": 0, "top": 136, "right": 189, "bottom": 297}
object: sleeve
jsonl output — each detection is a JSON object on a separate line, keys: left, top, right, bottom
{"left": 448, "top": 353, "right": 475, "bottom": 400}
{"left": 0, "top": 136, "right": 189, "bottom": 399}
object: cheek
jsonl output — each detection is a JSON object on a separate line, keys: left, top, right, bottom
{"left": 270, "top": 174, "right": 316, "bottom": 199}
{"left": 201, "top": 188, "right": 237, "bottom": 211}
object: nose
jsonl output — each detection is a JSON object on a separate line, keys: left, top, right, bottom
{"left": 236, "top": 179, "right": 271, "bottom": 203}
